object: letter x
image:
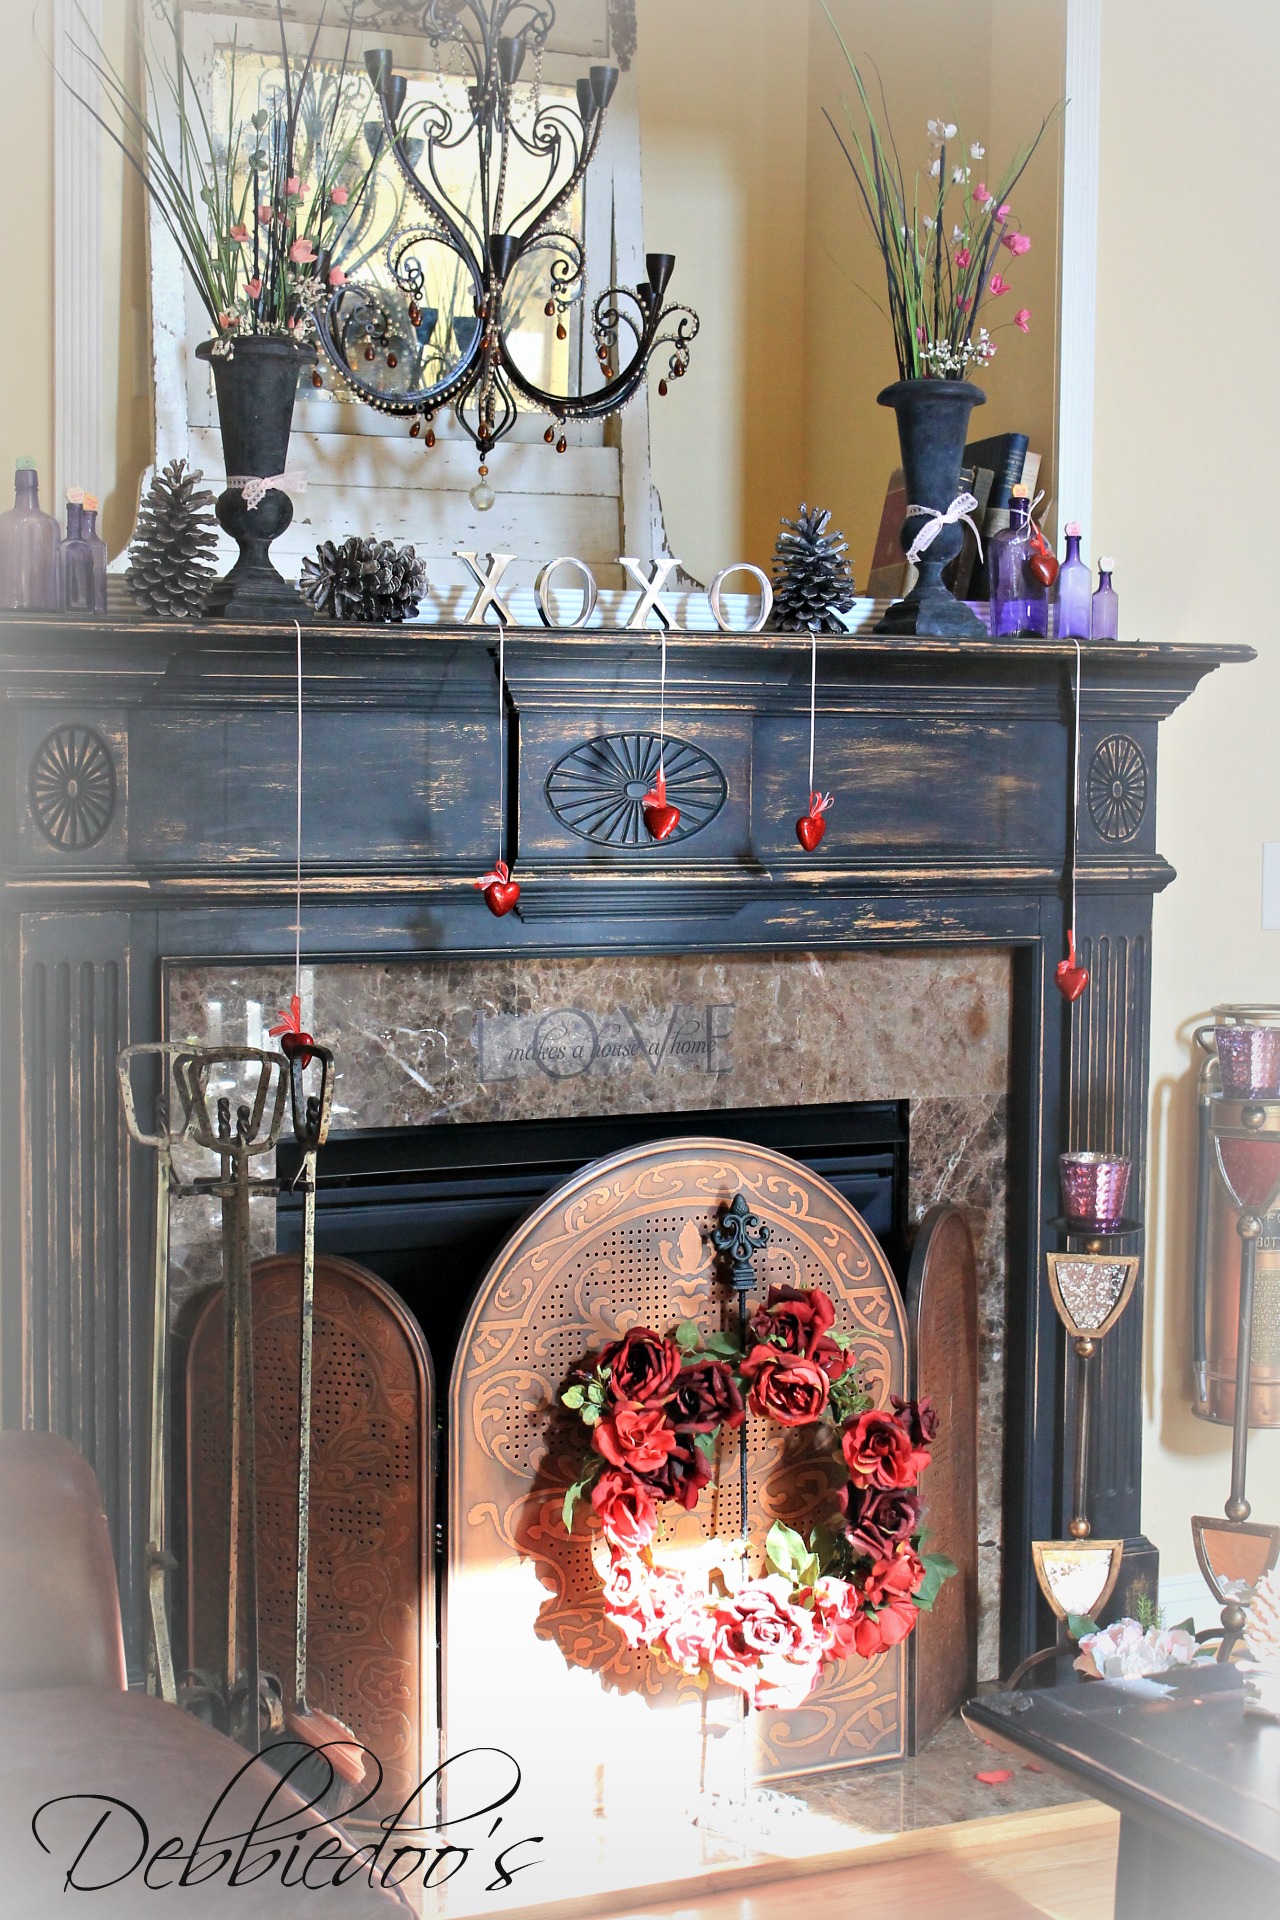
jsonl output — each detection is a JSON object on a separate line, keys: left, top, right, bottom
{"left": 619, "top": 555, "right": 682, "bottom": 630}
{"left": 455, "top": 550, "right": 517, "bottom": 626}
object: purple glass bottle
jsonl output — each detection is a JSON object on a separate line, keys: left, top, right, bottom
{"left": 61, "top": 492, "right": 96, "bottom": 615}
{"left": 82, "top": 494, "right": 108, "bottom": 612}
{"left": 1092, "top": 557, "right": 1119, "bottom": 641}
{"left": 1055, "top": 521, "right": 1091, "bottom": 639}
{"left": 988, "top": 486, "right": 1048, "bottom": 637}
{"left": 0, "top": 458, "right": 61, "bottom": 611}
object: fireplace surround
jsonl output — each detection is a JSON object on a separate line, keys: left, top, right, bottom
{"left": 0, "top": 612, "right": 1249, "bottom": 1687}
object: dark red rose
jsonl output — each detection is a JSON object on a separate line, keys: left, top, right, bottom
{"left": 590, "top": 1469, "right": 658, "bottom": 1550}
{"left": 748, "top": 1284, "right": 851, "bottom": 1381}
{"left": 841, "top": 1483, "right": 922, "bottom": 1560}
{"left": 891, "top": 1394, "right": 939, "bottom": 1449}
{"left": 842, "top": 1407, "right": 929, "bottom": 1489}
{"left": 592, "top": 1404, "right": 680, "bottom": 1474}
{"left": 598, "top": 1327, "right": 682, "bottom": 1404}
{"left": 739, "top": 1346, "right": 829, "bottom": 1426}
{"left": 667, "top": 1360, "right": 745, "bottom": 1433}
{"left": 642, "top": 1434, "right": 713, "bottom": 1510}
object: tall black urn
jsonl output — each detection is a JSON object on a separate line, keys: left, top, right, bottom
{"left": 195, "top": 335, "right": 315, "bottom": 622}
{"left": 874, "top": 378, "right": 986, "bottom": 638}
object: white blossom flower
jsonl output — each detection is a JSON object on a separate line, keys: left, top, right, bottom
{"left": 970, "top": 141, "right": 986, "bottom": 159}
{"left": 1074, "top": 1619, "right": 1198, "bottom": 1683}
{"left": 929, "top": 157, "right": 941, "bottom": 178}
{"left": 928, "top": 118, "right": 958, "bottom": 140}
{"left": 952, "top": 166, "right": 969, "bottom": 185}
{"left": 952, "top": 225, "right": 966, "bottom": 243}
{"left": 922, "top": 213, "right": 935, "bottom": 230}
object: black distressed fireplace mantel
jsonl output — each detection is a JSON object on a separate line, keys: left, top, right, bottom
{"left": 0, "top": 611, "right": 1252, "bottom": 1680}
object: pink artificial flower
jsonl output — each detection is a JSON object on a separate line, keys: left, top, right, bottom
{"left": 957, "top": 294, "right": 971, "bottom": 311}
{"left": 954, "top": 246, "right": 972, "bottom": 269}
{"left": 289, "top": 236, "right": 317, "bottom": 264}
{"left": 1003, "top": 231, "right": 1032, "bottom": 256}
{"left": 330, "top": 186, "right": 349, "bottom": 206}
{"left": 996, "top": 202, "right": 1012, "bottom": 221}
{"left": 973, "top": 182, "right": 992, "bottom": 205}
{"left": 1014, "top": 307, "right": 1031, "bottom": 333}
{"left": 217, "top": 311, "right": 236, "bottom": 329}
{"left": 285, "top": 175, "right": 302, "bottom": 197}
{"left": 328, "top": 265, "right": 346, "bottom": 287}
{"left": 989, "top": 272, "right": 1011, "bottom": 297}
{"left": 247, "top": 277, "right": 262, "bottom": 299}
{"left": 258, "top": 202, "right": 272, "bottom": 225}
{"left": 229, "top": 222, "right": 251, "bottom": 245}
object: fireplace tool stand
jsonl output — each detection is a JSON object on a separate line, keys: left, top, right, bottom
{"left": 1188, "top": 1039, "right": 1280, "bottom": 1659}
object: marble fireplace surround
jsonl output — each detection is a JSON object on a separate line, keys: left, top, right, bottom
{"left": 167, "top": 946, "right": 1011, "bottom": 1677}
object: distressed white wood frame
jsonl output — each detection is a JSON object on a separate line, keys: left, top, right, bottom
{"left": 53, "top": 0, "right": 104, "bottom": 509}
{"left": 1055, "top": 0, "right": 1102, "bottom": 559}
{"left": 139, "top": 0, "right": 662, "bottom": 586}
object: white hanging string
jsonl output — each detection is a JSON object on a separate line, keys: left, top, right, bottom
{"left": 808, "top": 626, "right": 818, "bottom": 796}
{"left": 658, "top": 626, "right": 667, "bottom": 783}
{"left": 497, "top": 620, "right": 506, "bottom": 864}
{"left": 293, "top": 620, "right": 303, "bottom": 996}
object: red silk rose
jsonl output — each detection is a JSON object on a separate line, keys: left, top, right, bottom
{"left": 891, "top": 1393, "right": 939, "bottom": 1448}
{"left": 810, "top": 1575, "right": 865, "bottom": 1658}
{"left": 658, "top": 1599, "right": 720, "bottom": 1676}
{"left": 598, "top": 1327, "right": 683, "bottom": 1404}
{"left": 841, "top": 1482, "right": 922, "bottom": 1561}
{"left": 739, "top": 1347, "right": 830, "bottom": 1425}
{"left": 747, "top": 1284, "right": 851, "bottom": 1383}
{"left": 592, "top": 1404, "right": 680, "bottom": 1475}
{"left": 642, "top": 1433, "right": 714, "bottom": 1509}
{"left": 601, "top": 1547, "right": 683, "bottom": 1646}
{"left": 708, "top": 1576, "right": 826, "bottom": 1709}
{"left": 667, "top": 1359, "right": 745, "bottom": 1433}
{"left": 849, "top": 1547, "right": 926, "bottom": 1656}
{"left": 841, "top": 1406, "right": 930, "bottom": 1488}
{"left": 590, "top": 1469, "right": 659, "bottom": 1550}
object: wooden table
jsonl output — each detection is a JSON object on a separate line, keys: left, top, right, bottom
{"left": 965, "top": 1665, "right": 1280, "bottom": 1918}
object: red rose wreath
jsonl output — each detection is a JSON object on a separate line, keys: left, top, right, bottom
{"left": 560, "top": 1285, "right": 955, "bottom": 1710}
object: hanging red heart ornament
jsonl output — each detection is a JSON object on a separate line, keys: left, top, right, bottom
{"left": 796, "top": 789, "right": 833, "bottom": 852}
{"left": 1029, "top": 520, "right": 1059, "bottom": 588}
{"left": 476, "top": 860, "right": 521, "bottom": 917}
{"left": 1055, "top": 929, "right": 1090, "bottom": 1002}
{"left": 269, "top": 992, "right": 316, "bottom": 1066}
{"left": 642, "top": 764, "right": 681, "bottom": 842}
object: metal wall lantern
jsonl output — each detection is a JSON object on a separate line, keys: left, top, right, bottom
{"left": 313, "top": 0, "right": 698, "bottom": 499}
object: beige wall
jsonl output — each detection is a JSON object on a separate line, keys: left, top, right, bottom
{"left": 1094, "top": 0, "right": 1280, "bottom": 1571}
{"left": 3, "top": 0, "right": 1275, "bottom": 1590}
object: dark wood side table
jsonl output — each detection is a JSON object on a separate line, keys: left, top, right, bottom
{"left": 965, "top": 1666, "right": 1280, "bottom": 1918}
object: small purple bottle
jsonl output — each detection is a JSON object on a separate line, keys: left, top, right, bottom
{"left": 989, "top": 485, "right": 1048, "bottom": 637}
{"left": 0, "top": 458, "right": 61, "bottom": 611}
{"left": 1055, "top": 521, "right": 1091, "bottom": 639}
{"left": 82, "top": 494, "right": 108, "bottom": 612}
{"left": 1091, "top": 557, "right": 1119, "bottom": 641}
{"left": 61, "top": 491, "right": 95, "bottom": 614}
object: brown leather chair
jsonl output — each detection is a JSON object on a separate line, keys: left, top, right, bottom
{"left": 0, "top": 1432, "right": 411, "bottom": 1917}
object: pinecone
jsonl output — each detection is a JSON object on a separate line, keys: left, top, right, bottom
{"left": 299, "top": 537, "right": 428, "bottom": 622}
{"left": 771, "top": 503, "right": 856, "bottom": 632}
{"left": 126, "top": 459, "right": 218, "bottom": 617}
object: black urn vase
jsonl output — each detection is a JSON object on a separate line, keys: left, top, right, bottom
{"left": 874, "top": 377, "right": 986, "bottom": 638}
{"left": 195, "top": 334, "right": 315, "bottom": 622}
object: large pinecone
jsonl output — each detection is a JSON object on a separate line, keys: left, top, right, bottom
{"left": 126, "top": 459, "right": 218, "bottom": 617}
{"left": 299, "top": 537, "right": 428, "bottom": 622}
{"left": 771, "top": 503, "right": 856, "bottom": 632}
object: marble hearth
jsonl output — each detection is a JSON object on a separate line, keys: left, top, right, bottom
{"left": 167, "top": 945, "right": 1010, "bottom": 1674}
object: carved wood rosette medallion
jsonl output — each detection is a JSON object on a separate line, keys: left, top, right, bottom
{"left": 446, "top": 1139, "right": 908, "bottom": 1832}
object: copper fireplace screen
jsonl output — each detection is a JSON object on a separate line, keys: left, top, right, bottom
{"left": 186, "top": 1140, "right": 976, "bottom": 1814}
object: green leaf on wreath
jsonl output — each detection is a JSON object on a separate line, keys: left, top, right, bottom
{"left": 561, "top": 1458, "right": 602, "bottom": 1531}
{"left": 561, "top": 1384, "right": 585, "bottom": 1410}
{"left": 765, "top": 1521, "right": 821, "bottom": 1589}
{"left": 1066, "top": 1612, "right": 1098, "bottom": 1641}
{"left": 674, "top": 1319, "right": 701, "bottom": 1352}
{"left": 693, "top": 1430, "right": 717, "bottom": 1461}
{"left": 699, "top": 1331, "right": 742, "bottom": 1360}
{"left": 912, "top": 1551, "right": 959, "bottom": 1612}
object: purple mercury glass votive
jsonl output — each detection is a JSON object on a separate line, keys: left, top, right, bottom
{"left": 1059, "top": 1152, "right": 1132, "bottom": 1230}
{"left": 1214, "top": 1025, "right": 1280, "bottom": 1099}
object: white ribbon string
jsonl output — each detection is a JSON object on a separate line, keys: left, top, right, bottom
{"left": 658, "top": 627, "right": 667, "bottom": 783}
{"left": 904, "top": 490, "right": 984, "bottom": 567}
{"left": 293, "top": 622, "right": 303, "bottom": 998}
{"left": 497, "top": 621, "right": 506, "bottom": 866}
{"left": 808, "top": 625, "right": 818, "bottom": 797}
{"left": 227, "top": 470, "right": 309, "bottom": 511}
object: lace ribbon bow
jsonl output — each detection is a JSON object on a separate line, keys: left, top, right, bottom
{"left": 903, "top": 491, "right": 983, "bottom": 567}
{"left": 226, "top": 470, "right": 309, "bottom": 511}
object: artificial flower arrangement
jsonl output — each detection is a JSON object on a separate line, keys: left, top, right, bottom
{"left": 559, "top": 1284, "right": 955, "bottom": 1711}
{"left": 63, "top": 1, "right": 371, "bottom": 350}
{"left": 822, "top": 5, "right": 1061, "bottom": 381}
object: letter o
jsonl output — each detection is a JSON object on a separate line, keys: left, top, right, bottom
{"left": 708, "top": 563, "right": 774, "bottom": 633}
{"left": 535, "top": 556, "right": 599, "bottom": 629}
